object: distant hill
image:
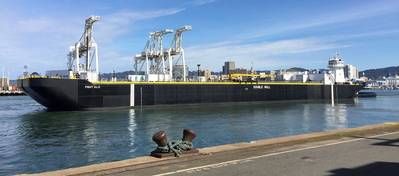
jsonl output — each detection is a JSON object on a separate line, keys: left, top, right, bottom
{"left": 361, "top": 66, "right": 399, "bottom": 80}
{"left": 286, "top": 67, "right": 308, "bottom": 72}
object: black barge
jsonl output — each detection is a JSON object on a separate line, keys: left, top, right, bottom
{"left": 18, "top": 78, "right": 363, "bottom": 110}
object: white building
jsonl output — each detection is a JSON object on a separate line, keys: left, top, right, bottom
{"left": 0, "top": 77, "right": 9, "bottom": 90}
{"left": 281, "top": 71, "right": 309, "bottom": 82}
{"left": 344, "top": 64, "right": 359, "bottom": 80}
{"left": 308, "top": 72, "right": 334, "bottom": 84}
{"left": 128, "top": 75, "right": 145, "bottom": 82}
{"left": 328, "top": 52, "right": 346, "bottom": 83}
{"left": 385, "top": 75, "right": 399, "bottom": 87}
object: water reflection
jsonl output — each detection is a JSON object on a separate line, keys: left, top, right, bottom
{"left": 302, "top": 104, "right": 311, "bottom": 131}
{"left": 324, "top": 103, "right": 348, "bottom": 130}
{"left": 1, "top": 93, "right": 399, "bottom": 175}
{"left": 128, "top": 109, "right": 137, "bottom": 153}
{"left": 83, "top": 117, "right": 98, "bottom": 162}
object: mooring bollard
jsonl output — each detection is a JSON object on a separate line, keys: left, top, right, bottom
{"left": 151, "top": 129, "right": 199, "bottom": 158}
{"left": 182, "top": 129, "right": 196, "bottom": 142}
{"left": 152, "top": 131, "right": 169, "bottom": 153}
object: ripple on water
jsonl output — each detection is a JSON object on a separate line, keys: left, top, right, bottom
{"left": 0, "top": 91, "right": 399, "bottom": 175}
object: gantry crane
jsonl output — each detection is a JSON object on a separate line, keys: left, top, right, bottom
{"left": 67, "top": 16, "right": 100, "bottom": 81}
{"left": 167, "top": 25, "right": 192, "bottom": 81}
{"left": 134, "top": 25, "right": 191, "bottom": 82}
{"left": 134, "top": 29, "right": 173, "bottom": 81}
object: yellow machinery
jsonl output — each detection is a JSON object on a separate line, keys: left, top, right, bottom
{"left": 228, "top": 73, "right": 275, "bottom": 81}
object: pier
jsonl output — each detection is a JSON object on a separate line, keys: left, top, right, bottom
{"left": 19, "top": 122, "right": 399, "bottom": 176}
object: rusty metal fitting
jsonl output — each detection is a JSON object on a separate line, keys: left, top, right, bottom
{"left": 182, "top": 129, "right": 196, "bottom": 142}
{"left": 152, "top": 131, "right": 168, "bottom": 147}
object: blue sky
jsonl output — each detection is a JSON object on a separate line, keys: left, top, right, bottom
{"left": 0, "top": 0, "right": 398, "bottom": 78}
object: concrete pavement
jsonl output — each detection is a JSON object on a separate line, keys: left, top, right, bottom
{"left": 142, "top": 132, "right": 399, "bottom": 176}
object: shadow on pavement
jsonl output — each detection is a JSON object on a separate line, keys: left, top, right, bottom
{"left": 350, "top": 135, "right": 399, "bottom": 147}
{"left": 328, "top": 162, "right": 399, "bottom": 176}
{"left": 372, "top": 138, "right": 399, "bottom": 147}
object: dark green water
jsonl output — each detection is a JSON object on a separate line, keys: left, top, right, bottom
{"left": 1, "top": 90, "right": 399, "bottom": 175}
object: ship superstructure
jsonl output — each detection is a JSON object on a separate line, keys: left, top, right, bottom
{"left": 328, "top": 51, "right": 346, "bottom": 83}
{"left": 18, "top": 16, "right": 363, "bottom": 110}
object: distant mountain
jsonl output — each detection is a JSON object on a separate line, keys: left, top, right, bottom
{"left": 361, "top": 66, "right": 399, "bottom": 80}
{"left": 286, "top": 67, "right": 308, "bottom": 72}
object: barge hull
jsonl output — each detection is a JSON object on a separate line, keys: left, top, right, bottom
{"left": 18, "top": 78, "right": 363, "bottom": 110}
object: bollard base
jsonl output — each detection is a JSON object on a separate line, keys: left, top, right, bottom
{"left": 150, "top": 149, "right": 199, "bottom": 158}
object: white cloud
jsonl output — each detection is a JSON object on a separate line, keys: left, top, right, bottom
{"left": 0, "top": 7, "right": 185, "bottom": 78}
{"left": 244, "top": 0, "right": 399, "bottom": 40}
{"left": 96, "top": 8, "right": 185, "bottom": 43}
{"left": 189, "top": 0, "right": 217, "bottom": 6}
{"left": 185, "top": 38, "right": 349, "bottom": 70}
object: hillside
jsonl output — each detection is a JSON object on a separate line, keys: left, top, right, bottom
{"left": 361, "top": 66, "right": 399, "bottom": 80}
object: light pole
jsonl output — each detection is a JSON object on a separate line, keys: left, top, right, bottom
{"left": 197, "top": 64, "right": 201, "bottom": 81}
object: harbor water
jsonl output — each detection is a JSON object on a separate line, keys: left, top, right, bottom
{"left": 1, "top": 90, "right": 399, "bottom": 175}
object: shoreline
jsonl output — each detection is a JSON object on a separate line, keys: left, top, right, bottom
{"left": 19, "top": 122, "right": 399, "bottom": 176}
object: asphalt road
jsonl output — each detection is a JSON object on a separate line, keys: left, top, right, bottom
{"left": 115, "top": 132, "right": 399, "bottom": 176}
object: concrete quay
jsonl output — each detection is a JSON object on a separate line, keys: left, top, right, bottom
{"left": 19, "top": 122, "right": 399, "bottom": 176}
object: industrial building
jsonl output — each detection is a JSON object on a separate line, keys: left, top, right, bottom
{"left": 0, "top": 77, "right": 9, "bottom": 90}
{"left": 222, "top": 61, "right": 235, "bottom": 75}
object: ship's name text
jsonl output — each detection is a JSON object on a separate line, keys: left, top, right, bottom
{"left": 253, "top": 85, "right": 271, "bottom": 89}
{"left": 85, "top": 85, "right": 101, "bottom": 89}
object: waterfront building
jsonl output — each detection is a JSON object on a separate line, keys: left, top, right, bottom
{"left": 344, "top": 64, "right": 359, "bottom": 80}
{"left": 194, "top": 69, "right": 212, "bottom": 82}
{"left": 0, "top": 77, "right": 10, "bottom": 90}
{"left": 230, "top": 68, "right": 248, "bottom": 74}
{"left": 365, "top": 80, "right": 385, "bottom": 88}
{"left": 222, "top": 61, "right": 235, "bottom": 75}
{"left": 278, "top": 70, "right": 309, "bottom": 82}
{"left": 385, "top": 75, "right": 399, "bottom": 88}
